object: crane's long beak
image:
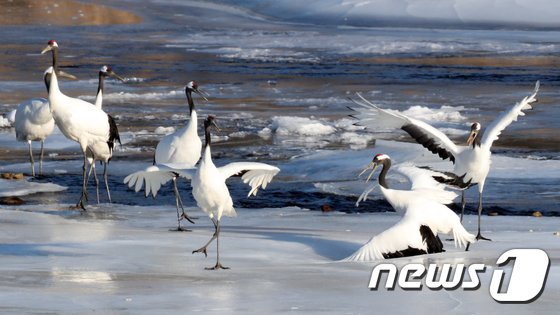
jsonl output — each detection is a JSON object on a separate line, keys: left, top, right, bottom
{"left": 359, "top": 162, "right": 379, "bottom": 182}
{"left": 211, "top": 119, "right": 221, "bottom": 132}
{"left": 194, "top": 88, "right": 209, "bottom": 101}
{"left": 109, "top": 71, "right": 126, "bottom": 82}
{"left": 40, "top": 45, "right": 52, "bottom": 55}
{"left": 57, "top": 70, "right": 77, "bottom": 80}
{"left": 466, "top": 130, "right": 478, "bottom": 146}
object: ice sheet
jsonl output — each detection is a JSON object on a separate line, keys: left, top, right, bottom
{"left": 0, "top": 178, "right": 67, "bottom": 197}
{"left": 0, "top": 204, "right": 557, "bottom": 314}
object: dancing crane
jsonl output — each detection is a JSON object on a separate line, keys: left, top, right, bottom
{"left": 124, "top": 116, "right": 280, "bottom": 269}
{"left": 153, "top": 81, "right": 208, "bottom": 231}
{"left": 345, "top": 154, "right": 475, "bottom": 261}
{"left": 349, "top": 82, "right": 539, "bottom": 241}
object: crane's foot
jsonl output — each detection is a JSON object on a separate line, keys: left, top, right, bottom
{"left": 169, "top": 226, "right": 192, "bottom": 232}
{"left": 475, "top": 233, "right": 491, "bottom": 241}
{"left": 205, "top": 262, "right": 229, "bottom": 270}
{"left": 192, "top": 247, "right": 208, "bottom": 257}
{"left": 180, "top": 212, "right": 197, "bottom": 224}
{"left": 75, "top": 200, "right": 87, "bottom": 211}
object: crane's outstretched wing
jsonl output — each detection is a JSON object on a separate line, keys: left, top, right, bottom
{"left": 355, "top": 163, "right": 458, "bottom": 207}
{"left": 344, "top": 217, "right": 443, "bottom": 262}
{"left": 123, "top": 163, "right": 196, "bottom": 198}
{"left": 218, "top": 162, "right": 280, "bottom": 197}
{"left": 349, "top": 93, "right": 459, "bottom": 163}
{"left": 396, "top": 164, "right": 459, "bottom": 204}
{"left": 481, "top": 81, "right": 539, "bottom": 149}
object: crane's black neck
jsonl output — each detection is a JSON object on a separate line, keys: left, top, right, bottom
{"left": 378, "top": 159, "right": 391, "bottom": 189}
{"left": 186, "top": 89, "right": 195, "bottom": 115}
{"left": 97, "top": 72, "right": 106, "bottom": 95}
{"left": 50, "top": 47, "right": 59, "bottom": 72}
{"left": 204, "top": 120, "right": 212, "bottom": 148}
{"left": 44, "top": 71, "right": 52, "bottom": 93}
{"left": 472, "top": 132, "right": 481, "bottom": 148}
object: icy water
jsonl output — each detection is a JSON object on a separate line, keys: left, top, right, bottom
{"left": 0, "top": 0, "right": 559, "bottom": 215}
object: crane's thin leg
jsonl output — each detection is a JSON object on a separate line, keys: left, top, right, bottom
{"left": 460, "top": 190, "right": 466, "bottom": 222}
{"left": 174, "top": 177, "right": 196, "bottom": 222}
{"left": 39, "top": 140, "right": 45, "bottom": 176}
{"left": 87, "top": 161, "right": 100, "bottom": 204}
{"left": 28, "top": 141, "right": 35, "bottom": 177}
{"left": 103, "top": 162, "right": 112, "bottom": 203}
{"left": 169, "top": 178, "right": 192, "bottom": 231}
{"left": 77, "top": 154, "right": 88, "bottom": 211}
{"left": 205, "top": 220, "right": 229, "bottom": 270}
{"left": 193, "top": 218, "right": 219, "bottom": 258}
{"left": 475, "top": 192, "right": 491, "bottom": 241}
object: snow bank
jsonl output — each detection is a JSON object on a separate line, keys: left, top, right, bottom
{"left": 0, "top": 178, "right": 67, "bottom": 197}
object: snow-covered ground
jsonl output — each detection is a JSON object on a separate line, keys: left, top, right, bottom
{"left": 0, "top": 189, "right": 558, "bottom": 313}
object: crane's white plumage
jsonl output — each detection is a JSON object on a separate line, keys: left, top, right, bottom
{"left": 154, "top": 111, "right": 201, "bottom": 166}
{"left": 46, "top": 68, "right": 111, "bottom": 148}
{"left": 86, "top": 65, "right": 124, "bottom": 204}
{"left": 154, "top": 81, "right": 206, "bottom": 166}
{"left": 125, "top": 116, "right": 280, "bottom": 269}
{"left": 124, "top": 163, "right": 193, "bottom": 198}
{"left": 349, "top": 82, "right": 539, "bottom": 241}
{"left": 124, "top": 160, "right": 279, "bottom": 219}
{"left": 356, "top": 163, "right": 458, "bottom": 207}
{"left": 42, "top": 40, "right": 119, "bottom": 210}
{"left": 147, "top": 81, "right": 207, "bottom": 230}
{"left": 14, "top": 97, "right": 54, "bottom": 176}
{"left": 14, "top": 42, "right": 77, "bottom": 178}
{"left": 346, "top": 201, "right": 474, "bottom": 261}
{"left": 346, "top": 154, "right": 475, "bottom": 262}
{"left": 481, "top": 81, "right": 539, "bottom": 149}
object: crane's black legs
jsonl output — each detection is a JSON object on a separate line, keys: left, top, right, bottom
{"left": 87, "top": 162, "right": 100, "bottom": 204}
{"left": 103, "top": 162, "right": 112, "bottom": 203}
{"left": 39, "top": 140, "right": 45, "bottom": 176}
{"left": 460, "top": 191, "right": 466, "bottom": 222}
{"left": 170, "top": 177, "right": 196, "bottom": 231}
{"left": 192, "top": 218, "right": 229, "bottom": 270}
{"left": 77, "top": 154, "right": 88, "bottom": 210}
{"left": 28, "top": 141, "right": 35, "bottom": 177}
{"left": 475, "top": 192, "right": 491, "bottom": 241}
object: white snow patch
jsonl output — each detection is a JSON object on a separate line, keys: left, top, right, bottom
{"left": 258, "top": 127, "right": 272, "bottom": 139}
{"left": 79, "top": 90, "right": 181, "bottom": 102}
{"left": 271, "top": 116, "right": 336, "bottom": 136}
{"left": 229, "top": 131, "right": 251, "bottom": 138}
{"left": 154, "top": 126, "right": 176, "bottom": 135}
{"left": 0, "top": 178, "right": 67, "bottom": 197}
{"left": 398, "top": 105, "right": 466, "bottom": 123}
{"left": 0, "top": 115, "right": 11, "bottom": 128}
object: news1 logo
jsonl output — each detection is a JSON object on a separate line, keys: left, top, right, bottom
{"left": 368, "top": 249, "right": 550, "bottom": 303}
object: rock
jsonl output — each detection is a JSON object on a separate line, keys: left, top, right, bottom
{"left": 1, "top": 173, "right": 25, "bottom": 180}
{"left": 532, "top": 211, "right": 543, "bottom": 217}
{"left": 488, "top": 211, "right": 499, "bottom": 216}
{"left": 0, "top": 196, "right": 25, "bottom": 205}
